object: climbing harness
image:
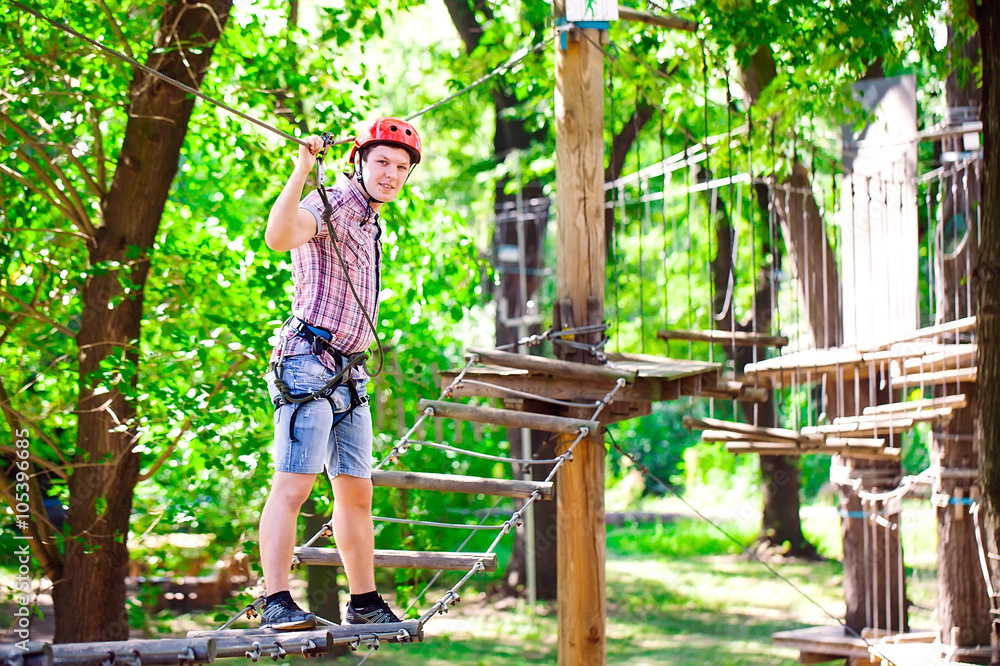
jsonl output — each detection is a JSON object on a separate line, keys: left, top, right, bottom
{"left": 269, "top": 317, "right": 369, "bottom": 444}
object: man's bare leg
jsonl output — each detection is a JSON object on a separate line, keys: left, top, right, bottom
{"left": 260, "top": 471, "right": 316, "bottom": 593}
{"left": 331, "top": 474, "right": 376, "bottom": 593}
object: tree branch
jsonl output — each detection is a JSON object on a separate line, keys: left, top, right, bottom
{"left": 0, "top": 470, "right": 63, "bottom": 581}
{"left": 0, "top": 290, "right": 77, "bottom": 338}
{"left": 0, "top": 164, "right": 80, "bottom": 227}
{"left": 94, "top": 0, "right": 135, "bottom": 61}
{"left": 88, "top": 106, "right": 108, "bottom": 192}
{"left": 0, "top": 113, "right": 96, "bottom": 236}
{"left": 0, "top": 384, "right": 64, "bottom": 580}
{"left": 0, "top": 380, "right": 72, "bottom": 472}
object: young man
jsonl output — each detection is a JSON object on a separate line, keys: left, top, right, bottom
{"left": 259, "top": 117, "right": 421, "bottom": 629}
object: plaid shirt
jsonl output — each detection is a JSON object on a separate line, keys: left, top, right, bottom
{"left": 269, "top": 174, "right": 382, "bottom": 376}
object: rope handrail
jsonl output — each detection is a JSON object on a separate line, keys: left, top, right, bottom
{"left": 393, "top": 439, "right": 560, "bottom": 466}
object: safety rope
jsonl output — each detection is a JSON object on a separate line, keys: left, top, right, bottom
{"left": 9, "top": 0, "right": 552, "bottom": 152}
{"left": 494, "top": 322, "right": 610, "bottom": 355}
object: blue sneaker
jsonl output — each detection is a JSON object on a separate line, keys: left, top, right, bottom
{"left": 344, "top": 596, "right": 400, "bottom": 625}
{"left": 260, "top": 596, "right": 316, "bottom": 631}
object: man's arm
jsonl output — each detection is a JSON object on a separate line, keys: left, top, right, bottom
{"left": 265, "top": 136, "right": 325, "bottom": 252}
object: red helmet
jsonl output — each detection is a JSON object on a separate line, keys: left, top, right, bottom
{"left": 350, "top": 117, "right": 422, "bottom": 165}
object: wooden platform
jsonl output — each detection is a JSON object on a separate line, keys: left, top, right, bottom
{"left": 867, "top": 642, "right": 979, "bottom": 666}
{"left": 772, "top": 625, "right": 938, "bottom": 666}
{"left": 773, "top": 625, "right": 872, "bottom": 662}
{"left": 657, "top": 328, "right": 789, "bottom": 348}
{"left": 187, "top": 623, "right": 423, "bottom": 654}
{"left": 443, "top": 349, "right": 767, "bottom": 412}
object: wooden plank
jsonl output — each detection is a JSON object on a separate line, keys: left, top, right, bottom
{"left": 704, "top": 379, "right": 770, "bottom": 402}
{"left": 863, "top": 394, "right": 967, "bottom": 415}
{"left": 833, "top": 407, "right": 953, "bottom": 425}
{"left": 605, "top": 351, "right": 722, "bottom": 381}
{"left": 657, "top": 328, "right": 789, "bottom": 347}
{"left": 901, "top": 344, "right": 976, "bottom": 372}
{"left": 772, "top": 625, "right": 880, "bottom": 660}
{"left": 469, "top": 347, "right": 635, "bottom": 383}
{"left": 866, "top": 643, "right": 960, "bottom": 666}
{"left": 825, "top": 438, "right": 887, "bottom": 448}
{"left": 891, "top": 366, "right": 977, "bottom": 389}
{"left": 744, "top": 348, "right": 866, "bottom": 373}
{"left": 372, "top": 469, "right": 554, "bottom": 500}
{"left": 188, "top": 624, "right": 423, "bottom": 653}
{"left": 868, "top": 315, "right": 976, "bottom": 350}
{"left": 49, "top": 639, "right": 215, "bottom": 665}
{"left": 743, "top": 348, "right": 870, "bottom": 387}
{"left": 295, "top": 547, "right": 497, "bottom": 572}
{"left": 418, "top": 399, "right": 599, "bottom": 435}
{"left": 726, "top": 443, "right": 899, "bottom": 459}
{"left": 683, "top": 415, "right": 821, "bottom": 445}
{"left": 701, "top": 429, "right": 803, "bottom": 446}
{"left": 802, "top": 418, "right": 914, "bottom": 436}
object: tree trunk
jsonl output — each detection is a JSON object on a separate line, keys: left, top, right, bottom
{"left": 933, "top": 23, "right": 990, "bottom": 653}
{"left": 54, "top": 0, "right": 233, "bottom": 643}
{"left": 974, "top": 0, "right": 1000, "bottom": 644}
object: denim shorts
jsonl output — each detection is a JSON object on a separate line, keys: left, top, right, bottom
{"left": 266, "top": 354, "right": 372, "bottom": 479}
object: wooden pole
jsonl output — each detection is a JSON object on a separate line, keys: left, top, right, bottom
{"left": 554, "top": 15, "right": 607, "bottom": 664}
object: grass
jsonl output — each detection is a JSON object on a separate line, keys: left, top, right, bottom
{"left": 0, "top": 503, "right": 939, "bottom": 664}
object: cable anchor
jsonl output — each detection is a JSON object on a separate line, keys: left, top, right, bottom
{"left": 245, "top": 642, "right": 262, "bottom": 662}
{"left": 176, "top": 647, "right": 197, "bottom": 664}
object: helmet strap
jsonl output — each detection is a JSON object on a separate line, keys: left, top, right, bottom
{"left": 354, "top": 153, "right": 387, "bottom": 207}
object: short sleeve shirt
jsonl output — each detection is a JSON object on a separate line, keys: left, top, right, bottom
{"left": 269, "top": 174, "right": 382, "bottom": 377}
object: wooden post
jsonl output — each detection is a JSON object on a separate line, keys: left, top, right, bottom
{"left": 554, "top": 12, "right": 607, "bottom": 664}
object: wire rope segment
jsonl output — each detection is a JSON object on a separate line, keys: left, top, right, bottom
{"left": 605, "top": 429, "right": 874, "bottom": 651}
{"left": 8, "top": 1, "right": 554, "bottom": 154}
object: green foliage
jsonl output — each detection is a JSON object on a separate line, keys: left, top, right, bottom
{"left": 0, "top": 0, "right": 493, "bottom": 589}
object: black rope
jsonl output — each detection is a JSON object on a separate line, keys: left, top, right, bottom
{"left": 313, "top": 142, "right": 386, "bottom": 377}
